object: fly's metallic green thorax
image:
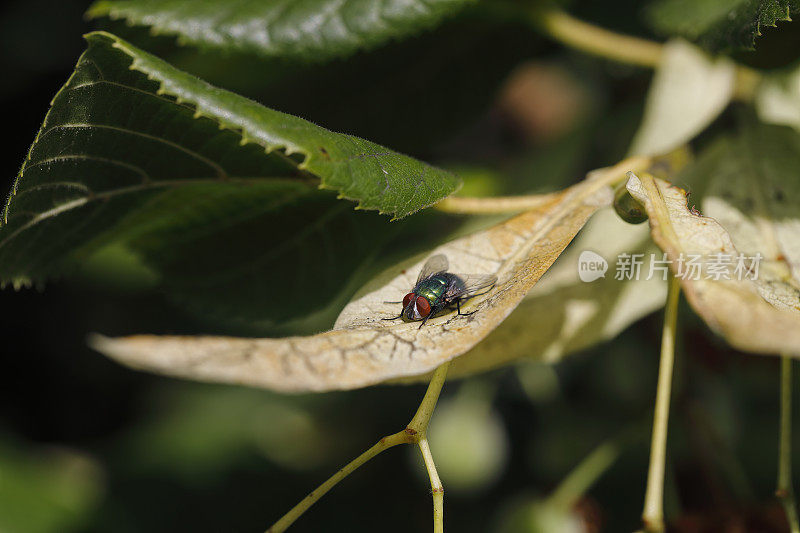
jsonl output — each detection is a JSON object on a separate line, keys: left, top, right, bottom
{"left": 383, "top": 254, "right": 497, "bottom": 328}
{"left": 415, "top": 273, "right": 463, "bottom": 307}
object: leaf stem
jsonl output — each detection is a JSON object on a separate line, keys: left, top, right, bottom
{"left": 266, "top": 431, "right": 411, "bottom": 532}
{"left": 548, "top": 432, "right": 628, "bottom": 511}
{"left": 419, "top": 437, "right": 444, "bottom": 533}
{"left": 530, "top": 8, "right": 663, "bottom": 68}
{"left": 778, "top": 355, "right": 800, "bottom": 533}
{"left": 266, "top": 361, "right": 450, "bottom": 532}
{"left": 642, "top": 274, "right": 680, "bottom": 532}
{"left": 408, "top": 361, "right": 451, "bottom": 434}
{"left": 435, "top": 194, "right": 557, "bottom": 214}
{"left": 435, "top": 156, "right": 652, "bottom": 215}
{"left": 527, "top": 7, "right": 761, "bottom": 102}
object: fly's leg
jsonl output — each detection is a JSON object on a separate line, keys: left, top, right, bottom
{"left": 418, "top": 315, "right": 431, "bottom": 329}
{"left": 456, "top": 299, "right": 476, "bottom": 317}
{"left": 382, "top": 312, "right": 404, "bottom": 321}
{"left": 383, "top": 301, "right": 402, "bottom": 304}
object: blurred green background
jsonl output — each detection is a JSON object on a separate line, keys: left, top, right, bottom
{"left": 2, "top": 1, "right": 800, "bottom": 531}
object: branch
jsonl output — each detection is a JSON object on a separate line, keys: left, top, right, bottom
{"left": 266, "top": 431, "right": 413, "bottom": 533}
{"left": 266, "top": 362, "right": 451, "bottom": 532}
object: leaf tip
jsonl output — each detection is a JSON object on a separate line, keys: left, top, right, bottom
{"left": 86, "top": 332, "right": 110, "bottom": 351}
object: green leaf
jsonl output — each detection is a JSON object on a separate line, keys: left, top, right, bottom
{"left": 0, "top": 32, "right": 459, "bottom": 305}
{"left": 86, "top": 0, "right": 476, "bottom": 60}
{"left": 153, "top": 13, "right": 540, "bottom": 156}
{"left": 0, "top": 439, "right": 102, "bottom": 533}
{"left": 96, "top": 182, "right": 400, "bottom": 326}
{"left": 645, "top": 0, "right": 799, "bottom": 52}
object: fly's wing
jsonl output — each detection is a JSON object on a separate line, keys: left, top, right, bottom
{"left": 416, "top": 254, "right": 449, "bottom": 284}
{"left": 446, "top": 274, "right": 498, "bottom": 300}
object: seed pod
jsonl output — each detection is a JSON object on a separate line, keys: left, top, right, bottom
{"left": 614, "top": 184, "right": 648, "bottom": 224}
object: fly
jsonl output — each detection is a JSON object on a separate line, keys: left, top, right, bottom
{"left": 383, "top": 254, "right": 497, "bottom": 328}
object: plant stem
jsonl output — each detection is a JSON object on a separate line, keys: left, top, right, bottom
{"left": 419, "top": 437, "right": 444, "bottom": 533}
{"left": 267, "top": 430, "right": 411, "bottom": 533}
{"left": 642, "top": 275, "right": 680, "bottom": 532}
{"left": 734, "top": 66, "right": 762, "bottom": 101}
{"left": 778, "top": 356, "right": 800, "bottom": 533}
{"left": 266, "top": 361, "right": 450, "bottom": 532}
{"left": 408, "top": 362, "right": 451, "bottom": 433}
{"left": 434, "top": 156, "right": 652, "bottom": 215}
{"left": 548, "top": 432, "right": 629, "bottom": 511}
{"left": 410, "top": 363, "right": 449, "bottom": 532}
{"left": 530, "top": 8, "right": 662, "bottom": 68}
{"left": 435, "top": 194, "right": 557, "bottom": 214}
{"left": 527, "top": 7, "right": 761, "bottom": 102}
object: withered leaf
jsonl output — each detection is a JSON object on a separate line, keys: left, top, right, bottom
{"left": 626, "top": 173, "right": 800, "bottom": 356}
{"left": 89, "top": 165, "right": 631, "bottom": 392}
{"left": 402, "top": 207, "right": 667, "bottom": 382}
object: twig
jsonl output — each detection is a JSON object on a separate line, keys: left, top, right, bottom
{"left": 435, "top": 194, "right": 557, "bottom": 214}
{"left": 435, "top": 156, "right": 652, "bottom": 215}
{"left": 419, "top": 437, "right": 444, "bottom": 533}
{"left": 408, "top": 362, "right": 451, "bottom": 434}
{"left": 642, "top": 275, "right": 680, "bottom": 532}
{"left": 548, "top": 432, "right": 630, "bottom": 511}
{"left": 266, "top": 361, "right": 451, "bottom": 532}
{"left": 266, "top": 431, "right": 412, "bottom": 532}
{"left": 531, "top": 9, "right": 662, "bottom": 68}
{"left": 527, "top": 7, "right": 760, "bottom": 102}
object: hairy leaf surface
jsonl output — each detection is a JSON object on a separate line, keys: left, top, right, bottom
{"left": 87, "top": 0, "right": 476, "bottom": 60}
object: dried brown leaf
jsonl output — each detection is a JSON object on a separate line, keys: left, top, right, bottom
{"left": 88, "top": 164, "right": 636, "bottom": 392}
{"left": 400, "top": 208, "right": 667, "bottom": 383}
{"left": 626, "top": 172, "right": 800, "bottom": 356}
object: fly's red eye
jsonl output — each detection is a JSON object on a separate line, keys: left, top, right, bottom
{"left": 402, "top": 293, "right": 414, "bottom": 308}
{"left": 416, "top": 296, "right": 431, "bottom": 317}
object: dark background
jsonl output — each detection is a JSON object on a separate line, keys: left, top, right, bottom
{"left": 1, "top": 1, "right": 798, "bottom": 531}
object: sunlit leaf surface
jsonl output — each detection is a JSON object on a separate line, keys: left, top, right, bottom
{"left": 0, "top": 32, "right": 459, "bottom": 323}
{"left": 90, "top": 163, "right": 630, "bottom": 391}
{"left": 87, "top": 0, "right": 476, "bottom": 60}
{"left": 437, "top": 208, "right": 667, "bottom": 380}
{"left": 627, "top": 171, "right": 800, "bottom": 356}
{"left": 756, "top": 63, "right": 800, "bottom": 133}
{"left": 629, "top": 39, "right": 734, "bottom": 157}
